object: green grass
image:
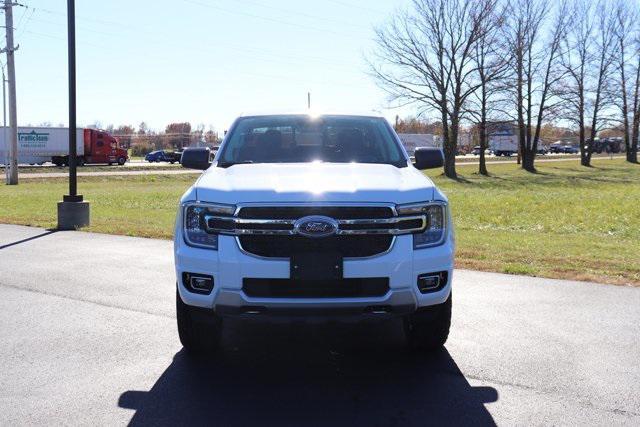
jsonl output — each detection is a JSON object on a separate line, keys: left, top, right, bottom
{"left": 426, "top": 158, "right": 640, "bottom": 285}
{"left": 1, "top": 158, "right": 638, "bottom": 285}
{"left": 0, "top": 174, "right": 192, "bottom": 239}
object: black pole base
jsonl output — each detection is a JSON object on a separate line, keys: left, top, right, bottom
{"left": 57, "top": 199, "right": 90, "bottom": 230}
{"left": 63, "top": 194, "right": 83, "bottom": 202}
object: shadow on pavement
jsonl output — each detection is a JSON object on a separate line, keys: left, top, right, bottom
{"left": 119, "top": 319, "right": 498, "bottom": 426}
{"left": 0, "top": 230, "right": 57, "bottom": 250}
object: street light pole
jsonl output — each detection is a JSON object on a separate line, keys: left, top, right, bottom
{"left": 57, "top": 0, "right": 89, "bottom": 229}
{"left": 65, "top": 0, "right": 79, "bottom": 201}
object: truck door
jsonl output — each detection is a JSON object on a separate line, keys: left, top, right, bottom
{"left": 109, "top": 137, "right": 117, "bottom": 162}
{"left": 94, "top": 133, "right": 106, "bottom": 162}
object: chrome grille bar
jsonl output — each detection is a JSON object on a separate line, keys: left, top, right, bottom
{"left": 203, "top": 214, "right": 426, "bottom": 236}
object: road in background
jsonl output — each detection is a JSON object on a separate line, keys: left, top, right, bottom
{"left": 0, "top": 224, "right": 639, "bottom": 425}
{"left": 6, "top": 154, "right": 627, "bottom": 179}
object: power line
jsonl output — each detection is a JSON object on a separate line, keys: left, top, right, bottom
{"left": 35, "top": 5, "right": 131, "bottom": 29}
{"left": 180, "top": 0, "right": 370, "bottom": 39}
{"left": 324, "top": 0, "right": 388, "bottom": 15}
{"left": 229, "top": 0, "right": 373, "bottom": 31}
{"left": 16, "top": 6, "right": 35, "bottom": 38}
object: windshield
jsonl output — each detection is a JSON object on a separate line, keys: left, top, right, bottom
{"left": 217, "top": 115, "right": 406, "bottom": 167}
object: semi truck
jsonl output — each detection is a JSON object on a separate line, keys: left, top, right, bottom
{"left": 0, "top": 127, "right": 128, "bottom": 166}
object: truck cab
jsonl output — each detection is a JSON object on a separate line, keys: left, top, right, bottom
{"left": 83, "top": 129, "right": 128, "bottom": 165}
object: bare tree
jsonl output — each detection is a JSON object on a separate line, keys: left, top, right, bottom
{"left": 504, "top": 0, "right": 568, "bottom": 172}
{"left": 369, "top": 0, "right": 496, "bottom": 179}
{"left": 466, "top": 4, "right": 509, "bottom": 175}
{"left": 559, "top": 0, "right": 617, "bottom": 167}
{"left": 613, "top": 1, "right": 640, "bottom": 163}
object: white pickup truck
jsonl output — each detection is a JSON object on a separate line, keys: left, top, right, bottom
{"left": 174, "top": 114, "right": 454, "bottom": 354}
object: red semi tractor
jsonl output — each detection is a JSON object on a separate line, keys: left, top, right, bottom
{"left": 52, "top": 128, "right": 129, "bottom": 166}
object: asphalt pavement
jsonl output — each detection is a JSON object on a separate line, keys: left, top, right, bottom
{"left": 0, "top": 224, "right": 639, "bottom": 426}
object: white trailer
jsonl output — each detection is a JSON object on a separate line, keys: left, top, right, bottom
{"left": 0, "top": 127, "right": 84, "bottom": 165}
{"left": 489, "top": 131, "right": 518, "bottom": 157}
{"left": 397, "top": 133, "right": 440, "bottom": 156}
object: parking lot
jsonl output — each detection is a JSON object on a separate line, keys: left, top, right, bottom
{"left": 1, "top": 224, "right": 639, "bottom": 425}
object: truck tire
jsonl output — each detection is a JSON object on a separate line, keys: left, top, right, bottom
{"left": 404, "top": 293, "right": 452, "bottom": 351}
{"left": 176, "top": 289, "right": 222, "bottom": 356}
{"left": 117, "top": 157, "right": 126, "bottom": 166}
{"left": 78, "top": 158, "right": 85, "bottom": 167}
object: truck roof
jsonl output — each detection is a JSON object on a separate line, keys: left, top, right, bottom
{"left": 236, "top": 111, "right": 385, "bottom": 119}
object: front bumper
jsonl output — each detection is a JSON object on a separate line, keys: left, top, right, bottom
{"left": 175, "top": 229, "right": 454, "bottom": 319}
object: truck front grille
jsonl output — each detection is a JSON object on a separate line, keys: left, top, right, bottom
{"left": 204, "top": 204, "right": 417, "bottom": 258}
{"left": 243, "top": 278, "right": 389, "bottom": 298}
{"left": 238, "top": 234, "right": 394, "bottom": 258}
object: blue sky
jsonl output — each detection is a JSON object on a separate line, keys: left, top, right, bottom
{"left": 10, "top": 0, "right": 412, "bottom": 132}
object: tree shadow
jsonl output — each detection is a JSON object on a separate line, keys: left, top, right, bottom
{"left": 119, "top": 320, "right": 498, "bottom": 426}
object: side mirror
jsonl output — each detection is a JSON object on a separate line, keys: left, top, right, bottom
{"left": 413, "top": 147, "right": 444, "bottom": 170}
{"left": 181, "top": 147, "right": 211, "bottom": 170}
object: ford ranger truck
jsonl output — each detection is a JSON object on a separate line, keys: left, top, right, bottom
{"left": 174, "top": 114, "right": 454, "bottom": 354}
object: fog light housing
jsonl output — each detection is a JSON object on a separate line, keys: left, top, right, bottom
{"left": 182, "top": 272, "right": 214, "bottom": 294}
{"left": 417, "top": 271, "right": 447, "bottom": 294}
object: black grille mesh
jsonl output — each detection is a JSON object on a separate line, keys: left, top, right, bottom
{"left": 239, "top": 234, "right": 393, "bottom": 258}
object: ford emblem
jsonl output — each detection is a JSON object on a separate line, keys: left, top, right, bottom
{"left": 293, "top": 216, "right": 339, "bottom": 238}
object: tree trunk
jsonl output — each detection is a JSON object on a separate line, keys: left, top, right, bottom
{"left": 479, "top": 123, "right": 488, "bottom": 176}
{"left": 628, "top": 144, "right": 638, "bottom": 163}
{"left": 522, "top": 147, "right": 536, "bottom": 172}
{"left": 629, "top": 117, "right": 639, "bottom": 163}
{"left": 629, "top": 57, "right": 640, "bottom": 164}
{"left": 444, "top": 123, "right": 458, "bottom": 179}
{"left": 579, "top": 126, "right": 590, "bottom": 167}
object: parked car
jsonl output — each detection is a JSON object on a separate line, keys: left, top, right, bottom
{"left": 561, "top": 146, "right": 579, "bottom": 154}
{"left": 165, "top": 150, "right": 183, "bottom": 164}
{"left": 549, "top": 144, "right": 563, "bottom": 154}
{"left": 536, "top": 147, "right": 548, "bottom": 155}
{"left": 591, "top": 138, "right": 623, "bottom": 154}
{"left": 174, "top": 113, "right": 454, "bottom": 355}
{"left": 145, "top": 150, "right": 181, "bottom": 163}
{"left": 145, "top": 150, "right": 168, "bottom": 162}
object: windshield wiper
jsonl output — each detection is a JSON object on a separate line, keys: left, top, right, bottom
{"left": 217, "top": 160, "right": 254, "bottom": 168}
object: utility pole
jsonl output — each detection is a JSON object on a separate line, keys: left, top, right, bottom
{"left": 2, "top": 0, "right": 18, "bottom": 185}
{"left": 307, "top": 92, "right": 310, "bottom": 109}
{"left": 1, "top": 63, "right": 7, "bottom": 183}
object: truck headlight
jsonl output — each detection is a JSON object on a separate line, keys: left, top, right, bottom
{"left": 397, "top": 202, "right": 448, "bottom": 249}
{"left": 183, "top": 202, "right": 235, "bottom": 249}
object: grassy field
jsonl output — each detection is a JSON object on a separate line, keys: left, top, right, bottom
{"left": 1, "top": 158, "right": 638, "bottom": 286}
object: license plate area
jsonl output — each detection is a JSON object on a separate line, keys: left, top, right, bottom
{"left": 290, "top": 252, "right": 343, "bottom": 280}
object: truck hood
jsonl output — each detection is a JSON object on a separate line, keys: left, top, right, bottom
{"left": 194, "top": 162, "right": 436, "bottom": 204}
